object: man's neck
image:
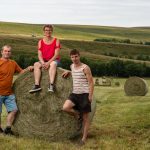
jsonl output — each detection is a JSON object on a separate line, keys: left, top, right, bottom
{"left": 0, "top": 57, "right": 9, "bottom": 61}
{"left": 74, "top": 62, "right": 82, "bottom": 68}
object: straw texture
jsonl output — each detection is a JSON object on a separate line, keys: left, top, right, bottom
{"left": 12, "top": 68, "right": 96, "bottom": 141}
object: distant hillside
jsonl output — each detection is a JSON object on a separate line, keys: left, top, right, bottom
{"left": 0, "top": 21, "right": 150, "bottom": 42}
{"left": 0, "top": 35, "right": 150, "bottom": 66}
{"left": 0, "top": 21, "right": 150, "bottom": 67}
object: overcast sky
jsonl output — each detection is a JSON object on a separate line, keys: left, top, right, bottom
{"left": 0, "top": 0, "right": 150, "bottom": 27}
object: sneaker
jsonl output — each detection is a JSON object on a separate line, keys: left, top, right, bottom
{"left": 4, "top": 127, "right": 13, "bottom": 135}
{"left": 77, "top": 113, "right": 83, "bottom": 131}
{"left": 48, "top": 84, "right": 54, "bottom": 92}
{"left": 0, "top": 127, "right": 3, "bottom": 133}
{"left": 29, "top": 85, "right": 42, "bottom": 93}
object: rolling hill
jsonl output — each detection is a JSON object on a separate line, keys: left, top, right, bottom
{"left": 0, "top": 21, "right": 150, "bottom": 66}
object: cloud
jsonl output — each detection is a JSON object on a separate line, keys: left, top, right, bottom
{"left": 0, "top": 0, "right": 150, "bottom": 26}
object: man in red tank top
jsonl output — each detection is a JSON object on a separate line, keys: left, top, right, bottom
{"left": 29, "top": 25, "right": 61, "bottom": 93}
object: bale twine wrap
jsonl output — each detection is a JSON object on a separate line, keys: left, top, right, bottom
{"left": 13, "top": 67, "right": 96, "bottom": 141}
{"left": 124, "top": 77, "right": 149, "bottom": 96}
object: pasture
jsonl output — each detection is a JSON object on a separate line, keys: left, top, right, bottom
{"left": 0, "top": 22, "right": 150, "bottom": 68}
{"left": 0, "top": 22, "right": 150, "bottom": 42}
{"left": 0, "top": 78, "right": 150, "bottom": 150}
{"left": 0, "top": 21, "right": 150, "bottom": 149}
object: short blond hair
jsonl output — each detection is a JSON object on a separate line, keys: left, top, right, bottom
{"left": 1, "top": 45, "right": 11, "bottom": 51}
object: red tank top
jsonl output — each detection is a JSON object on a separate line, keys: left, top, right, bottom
{"left": 38, "top": 38, "right": 60, "bottom": 61}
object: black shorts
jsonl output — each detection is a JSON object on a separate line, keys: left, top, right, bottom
{"left": 68, "top": 93, "right": 91, "bottom": 113}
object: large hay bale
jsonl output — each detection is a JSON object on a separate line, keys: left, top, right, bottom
{"left": 124, "top": 77, "right": 149, "bottom": 96}
{"left": 13, "top": 68, "right": 96, "bottom": 141}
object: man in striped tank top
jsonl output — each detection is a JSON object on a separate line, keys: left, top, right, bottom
{"left": 62, "top": 49, "right": 94, "bottom": 145}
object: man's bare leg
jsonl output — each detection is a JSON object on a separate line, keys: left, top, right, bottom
{"left": 81, "top": 113, "right": 90, "bottom": 143}
{"left": 3, "top": 110, "right": 17, "bottom": 134}
{"left": 62, "top": 100, "right": 79, "bottom": 118}
{"left": 6, "top": 110, "right": 17, "bottom": 127}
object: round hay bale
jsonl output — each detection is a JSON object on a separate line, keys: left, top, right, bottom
{"left": 124, "top": 77, "right": 149, "bottom": 96}
{"left": 99, "top": 77, "right": 111, "bottom": 86}
{"left": 12, "top": 67, "right": 96, "bottom": 141}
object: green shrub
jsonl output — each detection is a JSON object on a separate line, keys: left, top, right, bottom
{"left": 145, "top": 41, "right": 150, "bottom": 45}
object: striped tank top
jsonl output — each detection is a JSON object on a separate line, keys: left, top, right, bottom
{"left": 71, "top": 64, "right": 89, "bottom": 94}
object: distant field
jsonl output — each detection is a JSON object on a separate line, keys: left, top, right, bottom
{"left": 0, "top": 22, "right": 150, "bottom": 42}
{"left": 0, "top": 35, "right": 150, "bottom": 66}
{"left": 0, "top": 21, "right": 150, "bottom": 66}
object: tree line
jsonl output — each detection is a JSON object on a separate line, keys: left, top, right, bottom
{"left": 94, "top": 38, "right": 150, "bottom": 46}
{"left": 13, "top": 55, "right": 150, "bottom": 77}
{"left": 103, "top": 52, "right": 150, "bottom": 61}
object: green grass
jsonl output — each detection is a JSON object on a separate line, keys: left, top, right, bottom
{"left": 0, "top": 22, "right": 150, "bottom": 66}
{"left": 61, "top": 39, "right": 150, "bottom": 57}
{"left": 0, "top": 35, "right": 150, "bottom": 66}
{"left": 1, "top": 78, "right": 150, "bottom": 149}
{"left": 0, "top": 21, "right": 150, "bottom": 149}
{"left": 0, "top": 22, "right": 150, "bottom": 42}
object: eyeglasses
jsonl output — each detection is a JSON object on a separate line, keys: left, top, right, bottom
{"left": 44, "top": 30, "right": 52, "bottom": 32}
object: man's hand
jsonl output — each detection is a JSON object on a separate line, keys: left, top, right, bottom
{"left": 88, "top": 95, "right": 93, "bottom": 102}
{"left": 62, "top": 71, "right": 71, "bottom": 78}
{"left": 27, "top": 66, "right": 34, "bottom": 72}
{"left": 21, "top": 66, "right": 34, "bottom": 74}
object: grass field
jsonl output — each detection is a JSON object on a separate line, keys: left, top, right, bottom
{"left": 0, "top": 22, "right": 150, "bottom": 66}
{"left": 0, "top": 78, "right": 150, "bottom": 150}
{"left": 0, "top": 22, "right": 150, "bottom": 42}
{"left": 0, "top": 22, "right": 150, "bottom": 149}
{"left": 1, "top": 34, "right": 150, "bottom": 66}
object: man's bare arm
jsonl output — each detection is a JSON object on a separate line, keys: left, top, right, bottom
{"left": 84, "top": 66, "right": 94, "bottom": 102}
{"left": 20, "top": 66, "right": 34, "bottom": 74}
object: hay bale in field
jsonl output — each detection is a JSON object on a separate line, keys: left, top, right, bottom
{"left": 12, "top": 67, "right": 96, "bottom": 141}
{"left": 99, "top": 76, "right": 111, "bottom": 86}
{"left": 124, "top": 77, "right": 149, "bottom": 96}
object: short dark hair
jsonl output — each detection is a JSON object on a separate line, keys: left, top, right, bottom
{"left": 43, "top": 24, "right": 53, "bottom": 31}
{"left": 70, "top": 49, "right": 80, "bottom": 56}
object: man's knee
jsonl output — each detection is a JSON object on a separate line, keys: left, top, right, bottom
{"left": 62, "top": 99, "right": 74, "bottom": 112}
{"left": 9, "top": 109, "right": 18, "bottom": 115}
{"left": 13, "top": 109, "right": 18, "bottom": 114}
{"left": 62, "top": 105, "right": 68, "bottom": 112}
{"left": 62, "top": 103, "right": 71, "bottom": 112}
